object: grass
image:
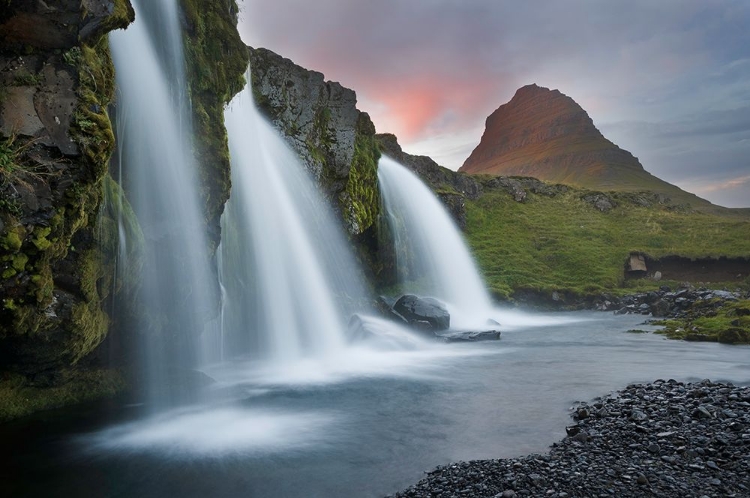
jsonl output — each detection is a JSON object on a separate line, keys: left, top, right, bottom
{"left": 464, "top": 187, "right": 750, "bottom": 300}
{"left": 652, "top": 299, "right": 750, "bottom": 344}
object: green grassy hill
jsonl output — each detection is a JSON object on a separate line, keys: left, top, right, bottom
{"left": 464, "top": 183, "right": 750, "bottom": 302}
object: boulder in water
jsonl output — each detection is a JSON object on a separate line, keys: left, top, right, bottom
{"left": 393, "top": 294, "right": 451, "bottom": 331}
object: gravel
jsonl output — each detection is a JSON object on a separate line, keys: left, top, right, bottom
{"left": 390, "top": 379, "right": 750, "bottom": 498}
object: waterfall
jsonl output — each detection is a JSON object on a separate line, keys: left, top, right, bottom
{"left": 378, "top": 156, "right": 495, "bottom": 328}
{"left": 109, "top": 0, "right": 217, "bottom": 405}
{"left": 217, "top": 75, "right": 367, "bottom": 365}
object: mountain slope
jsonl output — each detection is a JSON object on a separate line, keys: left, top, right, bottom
{"left": 460, "top": 84, "right": 723, "bottom": 212}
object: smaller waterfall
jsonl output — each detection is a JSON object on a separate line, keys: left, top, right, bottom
{"left": 378, "top": 156, "right": 494, "bottom": 327}
{"left": 218, "top": 76, "right": 367, "bottom": 365}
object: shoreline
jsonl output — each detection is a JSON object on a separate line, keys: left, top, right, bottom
{"left": 391, "top": 379, "right": 750, "bottom": 498}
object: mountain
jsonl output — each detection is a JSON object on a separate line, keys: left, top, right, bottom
{"left": 459, "top": 84, "right": 721, "bottom": 211}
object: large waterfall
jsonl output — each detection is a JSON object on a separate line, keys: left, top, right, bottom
{"left": 378, "top": 156, "right": 495, "bottom": 328}
{"left": 217, "top": 76, "right": 368, "bottom": 366}
{"left": 110, "top": 0, "right": 217, "bottom": 405}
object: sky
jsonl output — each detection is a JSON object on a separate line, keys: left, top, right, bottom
{"left": 238, "top": 1, "right": 750, "bottom": 208}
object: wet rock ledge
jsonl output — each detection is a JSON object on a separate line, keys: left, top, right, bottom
{"left": 391, "top": 380, "right": 750, "bottom": 498}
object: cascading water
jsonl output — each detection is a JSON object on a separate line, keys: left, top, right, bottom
{"left": 217, "top": 75, "right": 367, "bottom": 365}
{"left": 109, "top": 0, "right": 217, "bottom": 405}
{"left": 378, "top": 156, "right": 495, "bottom": 328}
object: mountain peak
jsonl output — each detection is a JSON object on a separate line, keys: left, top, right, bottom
{"left": 462, "top": 84, "right": 630, "bottom": 183}
{"left": 459, "top": 84, "right": 718, "bottom": 208}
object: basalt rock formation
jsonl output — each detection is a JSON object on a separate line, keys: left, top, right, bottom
{"left": 460, "top": 84, "right": 712, "bottom": 210}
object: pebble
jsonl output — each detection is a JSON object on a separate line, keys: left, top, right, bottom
{"left": 393, "top": 380, "right": 750, "bottom": 498}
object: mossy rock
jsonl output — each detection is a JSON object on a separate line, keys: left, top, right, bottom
{"left": 179, "top": 0, "right": 249, "bottom": 250}
{"left": 0, "top": 6, "right": 132, "bottom": 395}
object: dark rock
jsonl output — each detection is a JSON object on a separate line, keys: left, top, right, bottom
{"left": 393, "top": 294, "right": 450, "bottom": 331}
{"left": 375, "top": 296, "right": 409, "bottom": 324}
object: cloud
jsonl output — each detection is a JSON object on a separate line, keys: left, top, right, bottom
{"left": 239, "top": 0, "right": 750, "bottom": 207}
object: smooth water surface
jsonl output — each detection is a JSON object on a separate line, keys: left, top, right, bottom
{"left": 3, "top": 312, "right": 749, "bottom": 497}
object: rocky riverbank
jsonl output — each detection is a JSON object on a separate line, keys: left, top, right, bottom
{"left": 391, "top": 379, "right": 750, "bottom": 498}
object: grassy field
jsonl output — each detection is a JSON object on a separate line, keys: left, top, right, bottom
{"left": 464, "top": 186, "right": 750, "bottom": 300}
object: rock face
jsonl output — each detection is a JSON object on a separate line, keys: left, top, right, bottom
{"left": 249, "top": 47, "right": 380, "bottom": 236}
{"left": 0, "top": 0, "right": 132, "bottom": 50}
{"left": 0, "top": 0, "right": 248, "bottom": 419}
{"left": 0, "top": 1, "right": 134, "bottom": 414}
{"left": 459, "top": 84, "right": 712, "bottom": 208}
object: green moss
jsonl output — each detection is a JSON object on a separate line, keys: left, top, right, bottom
{"left": 0, "top": 370, "right": 126, "bottom": 421}
{"left": 341, "top": 114, "right": 381, "bottom": 233}
{"left": 99, "top": 174, "right": 144, "bottom": 294}
{"left": 2, "top": 228, "right": 23, "bottom": 251}
{"left": 11, "top": 253, "right": 28, "bottom": 272}
{"left": 31, "top": 227, "right": 52, "bottom": 251}
{"left": 68, "top": 302, "right": 109, "bottom": 363}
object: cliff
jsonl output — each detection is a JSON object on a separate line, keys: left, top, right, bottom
{"left": 248, "top": 47, "right": 380, "bottom": 237}
{"left": 0, "top": 0, "right": 135, "bottom": 418}
{"left": 460, "top": 84, "right": 716, "bottom": 211}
